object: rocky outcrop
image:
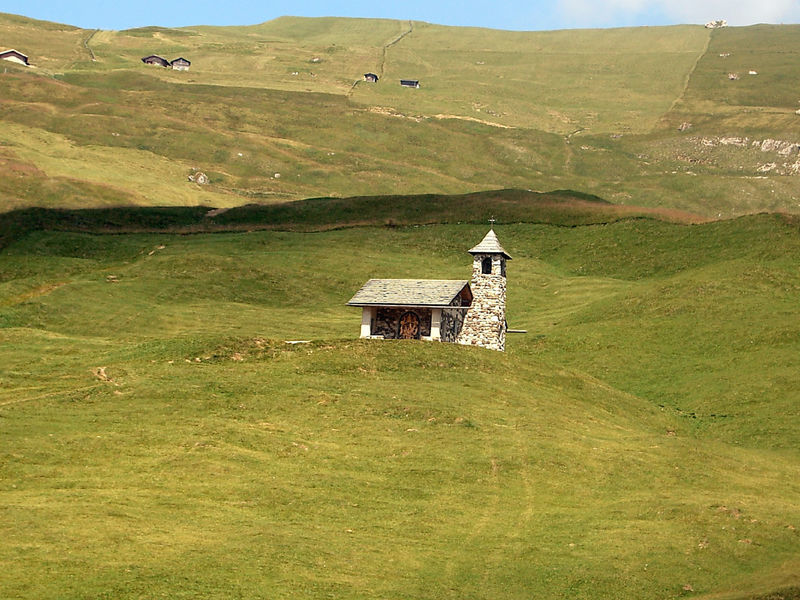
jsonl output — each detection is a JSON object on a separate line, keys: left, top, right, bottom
{"left": 188, "top": 171, "right": 208, "bottom": 184}
{"left": 697, "top": 136, "right": 800, "bottom": 155}
{"left": 701, "top": 136, "right": 748, "bottom": 147}
{"left": 685, "top": 136, "right": 800, "bottom": 176}
{"left": 757, "top": 139, "right": 800, "bottom": 155}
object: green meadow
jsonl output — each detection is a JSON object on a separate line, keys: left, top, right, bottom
{"left": 1, "top": 210, "right": 799, "bottom": 599}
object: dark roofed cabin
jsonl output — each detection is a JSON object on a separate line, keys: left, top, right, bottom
{"left": 400, "top": 79, "right": 420, "bottom": 88}
{"left": 170, "top": 57, "right": 191, "bottom": 71}
{"left": 141, "top": 55, "right": 169, "bottom": 67}
{"left": 1, "top": 49, "right": 29, "bottom": 66}
{"left": 348, "top": 279, "right": 472, "bottom": 341}
{"left": 364, "top": 73, "right": 378, "bottom": 82}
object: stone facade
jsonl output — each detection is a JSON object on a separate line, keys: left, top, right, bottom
{"left": 457, "top": 253, "right": 507, "bottom": 351}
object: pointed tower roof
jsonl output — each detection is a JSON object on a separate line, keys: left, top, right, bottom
{"left": 468, "top": 229, "right": 512, "bottom": 260}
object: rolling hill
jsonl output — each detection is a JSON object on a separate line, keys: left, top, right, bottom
{"left": 2, "top": 13, "right": 800, "bottom": 215}
{"left": 1, "top": 209, "right": 799, "bottom": 599}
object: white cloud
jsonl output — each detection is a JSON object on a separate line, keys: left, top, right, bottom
{"left": 557, "top": 0, "right": 800, "bottom": 27}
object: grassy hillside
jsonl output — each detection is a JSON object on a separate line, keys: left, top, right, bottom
{"left": 87, "top": 17, "right": 405, "bottom": 95}
{"left": 2, "top": 13, "right": 800, "bottom": 215}
{"left": 0, "top": 12, "right": 86, "bottom": 71}
{"left": 0, "top": 188, "right": 712, "bottom": 251}
{"left": 353, "top": 22, "right": 708, "bottom": 133}
{"left": 2, "top": 13, "right": 799, "bottom": 599}
{"left": 1, "top": 217, "right": 798, "bottom": 599}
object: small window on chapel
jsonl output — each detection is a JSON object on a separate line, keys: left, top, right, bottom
{"left": 481, "top": 257, "right": 492, "bottom": 274}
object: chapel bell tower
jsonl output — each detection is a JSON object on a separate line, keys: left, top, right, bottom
{"left": 456, "top": 228, "right": 512, "bottom": 351}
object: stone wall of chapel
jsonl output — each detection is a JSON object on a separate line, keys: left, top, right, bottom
{"left": 457, "top": 254, "right": 506, "bottom": 351}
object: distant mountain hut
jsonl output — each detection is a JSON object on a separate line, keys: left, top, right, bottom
{"left": 141, "top": 55, "right": 169, "bottom": 67}
{"left": 363, "top": 72, "right": 379, "bottom": 82}
{"left": 170, "top": 57, "right": 191, "bottom": 71}
{"left": 400, "top": 79, "right": 420, "bottom": 88}
{"left": 1, "top": 49, "right": 29, "bottom": 66}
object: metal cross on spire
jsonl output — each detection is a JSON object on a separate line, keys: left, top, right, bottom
{"left": 489, "top": 216, "right": 496, "bottom": 227}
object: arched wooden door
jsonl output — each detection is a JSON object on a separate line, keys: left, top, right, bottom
{"left": 398, "top": 311, "right": 420, "bottom": 339}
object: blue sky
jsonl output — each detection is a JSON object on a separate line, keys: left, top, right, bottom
{"left": 13, "top": 0, "right": 800, "bottom": 31}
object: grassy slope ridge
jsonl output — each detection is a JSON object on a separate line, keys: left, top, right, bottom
{"left": 1, "top": 218, "right": 799, "bottom": 599}
{"left": 0, "top": 188, "right": 711, "bottom": 250}
{"left": 2, "top": 13, "right": 800, "bottom": 214}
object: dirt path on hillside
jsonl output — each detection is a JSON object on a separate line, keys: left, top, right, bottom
{"left": 83, "top": 30, "right": 98, "bottom": 62}
{"left": 562, "top": 127, "right": 586, "bottom": 171}
{"left": 2, "top": 282, "right": 68, "bottom": 307}
{"left": 0, "top": 384, "right": 102, "bottom": 407}
{"left": 662, "top": 30, "right": 712, "bottom": 121}
{"left": 348, "top": 21, "right": 414, "bottom": 98}
{"left": 379, "top": 20, "right": 414, "bottom": 79}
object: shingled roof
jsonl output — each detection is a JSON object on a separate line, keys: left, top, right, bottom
{"left": 468, "top": 229, "right": 512, "bottom": 259}
{"left": 347, "top": 279, "right": 471, "bottom": 307}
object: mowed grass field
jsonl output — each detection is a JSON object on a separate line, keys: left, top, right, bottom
{"left": 1, "top": 214, "right": 798, "bottom": 599}
{"left": 3, "top": 13, "right": 800, "bottom": 215}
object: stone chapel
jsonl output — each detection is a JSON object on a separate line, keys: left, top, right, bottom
{"left": 347, "top": 229, "right": 511, "bottom": 351}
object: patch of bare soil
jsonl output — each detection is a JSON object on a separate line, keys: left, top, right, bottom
{"left": 364, "top": 106, "right": 514, "bottom": 129}
{"left": 431, "top": 114, "right": 515, "bottom": 129}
